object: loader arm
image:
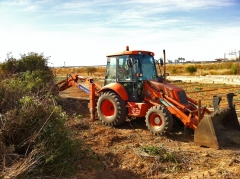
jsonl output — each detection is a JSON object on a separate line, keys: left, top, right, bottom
{"left": 142, "top": 80, "right": 208, "bottom": 130}
{"left": 144, "top": 96, "right": 199, "bottom": 130}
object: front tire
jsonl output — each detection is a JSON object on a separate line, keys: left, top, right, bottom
{"left": 97, "top": 91, "right": 127, "bottom": 126}
{"left": 145, "top": 105, "right": 173, "bottom": 135}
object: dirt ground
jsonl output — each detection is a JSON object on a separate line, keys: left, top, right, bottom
{"left": 58, "top": 78, "right": 240, "bottom": 179}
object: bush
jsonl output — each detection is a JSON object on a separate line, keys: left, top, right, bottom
{"left": 231, "top": 64, "right": 238, "bottom": 75}
{"left": 1, "top": 52, "right": 50, "bottom": 75}
{"left": 0, "top": 53, "right": 85, "bottom": 178}
{"left": 186, "top": 65, "right": 197, "bottom": 74}
{"left": 171, "top": 68, "right": 177, "bottom": 74}
{"left": 85, "top": 66, "right": 97, "bottom": 75}
{"left": 3, "top": 95, "right": 86, "bottom": 175}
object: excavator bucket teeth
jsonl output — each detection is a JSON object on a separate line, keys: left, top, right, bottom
{"left": 194, "top": 108, "right": 240, "bottom": 149}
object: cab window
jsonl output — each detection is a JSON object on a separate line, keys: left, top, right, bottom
{"left": 117, "top": 56, "right": 132, "bottom": 81}
{"left": 105, "top": 57, "right": 116, "bottom": 85}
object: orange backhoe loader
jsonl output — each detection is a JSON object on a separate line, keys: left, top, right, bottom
{"left": 58, "top": 46, "right": 240, "bottom": 149}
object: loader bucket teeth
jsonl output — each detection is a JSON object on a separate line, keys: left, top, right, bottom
{"left": 194, "top": 107, "right": 240, "bottom": 149}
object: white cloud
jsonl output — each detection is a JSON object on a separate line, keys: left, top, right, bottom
{"left": 52, "top": 0, "right": 236, "bottom": 16}
{"left": 0, "top": 0, "right": 239, "bottom": 66}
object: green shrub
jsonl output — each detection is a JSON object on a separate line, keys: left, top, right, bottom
{"left": 0, "top": 52, "right": 50, "bottom": 75}
{"left": 85, "top": 66, "right": 97, "bottom": 75}
{"left": 231, "top": 64, "right": 238, "bottom": 75}
{"left": 0, "top": 52, "right": 86, "bottom": 178}
{"left": 186, "top": 65, "right": 197, "bottom": 74}
{"left": 171, "top": 68, "right": 177, "bottom": 74}
{"left": 141, "top": 145, "right": 177, "bottom": 163}
{"left": 0, "top": 64, "right": 55, "bottom": 113}
{"left": 2, "top": 94, "right": 86, "bottom": 177}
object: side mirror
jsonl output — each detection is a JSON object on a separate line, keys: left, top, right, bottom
{"left": 160, "top": 58, "right": 163, "bottom": 66}
{"left": 127, "top": 58, "right": 133, "bottom": 68}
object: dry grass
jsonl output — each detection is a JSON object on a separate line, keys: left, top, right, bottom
{"left": 166, "top": 62, "right": 240, "bottom": 76}
{"left": 1, "top": 149, "right": 44, "bottom": 179}
{"left": 52, "top": 61, "right": 240, "bottom": 77}
{"left": 52, "top": 67, "right": 106, "bottom": 76}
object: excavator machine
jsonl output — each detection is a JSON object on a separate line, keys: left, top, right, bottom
{"left": 58, "top": 46, "right": 240, "bottom": 149}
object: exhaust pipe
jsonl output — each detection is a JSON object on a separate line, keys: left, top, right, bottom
{"left": 163, "top": 49, "right": 166, "bottom": 84}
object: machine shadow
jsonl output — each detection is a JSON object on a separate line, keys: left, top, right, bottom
{"left": 118, "top": 117, "right": 194, "bottom": 143}
{"left": 57, "top": 98, "right": 240, "bottom": 151}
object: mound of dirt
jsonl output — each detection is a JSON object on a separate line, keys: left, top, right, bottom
{"left": 59, "top": 97, "right": 240, "bottom": 179}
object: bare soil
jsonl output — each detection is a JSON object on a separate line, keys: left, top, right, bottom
{"left": 58, "top": 79, "right": 240, "bottom": 179}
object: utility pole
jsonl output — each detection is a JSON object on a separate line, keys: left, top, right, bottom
{"left": 239, "top": 50, "right": 240, "bottom": 61}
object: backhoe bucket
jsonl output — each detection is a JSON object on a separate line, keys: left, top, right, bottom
{"left": 194, "top": 107, "right": 240, "bottom": 149}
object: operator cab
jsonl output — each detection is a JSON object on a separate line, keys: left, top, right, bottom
{"left": 105, "top": 47, "right": 159, "bottom": 101}
{"left": 105, "top": 54, "right": 158, "bottom": 82}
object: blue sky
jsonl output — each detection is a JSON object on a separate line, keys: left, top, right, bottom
{"left": 0, "top": 0, "right": 240, "bottom": 67}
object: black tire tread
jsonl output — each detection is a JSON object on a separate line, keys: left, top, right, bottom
{"left": 145, "top": 105, "right": 173, "bottom": 135}
{"left": 97, "top": 91, "right": 126, "bottom": 126}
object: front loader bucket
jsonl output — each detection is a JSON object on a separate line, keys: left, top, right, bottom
{"left": 194, "top": 107, "right": 240, "bottom": 149}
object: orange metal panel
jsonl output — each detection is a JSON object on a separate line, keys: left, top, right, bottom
{"left": 99, "top": 83, "right": 128, "bottom": 101}
{"left": 107, "top": 50, "right": 154, "bottom": 57}
{"left": 88, "top": 83, "right": 96, "bottom": 121}
{"left": 127, "top": 102, "right": 153, "bottom": 117}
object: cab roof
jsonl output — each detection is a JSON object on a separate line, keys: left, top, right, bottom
{"left": 106, "top": 46, "right": 155, "bottom": 57}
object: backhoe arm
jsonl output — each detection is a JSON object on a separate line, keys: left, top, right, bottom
{"left": 57, "top": 73, "right": 87, "bottom": 91}
{"left": 57, "top": 73, "right": 99, "bottom": 121}
{"left": 57, "top": 73, "right": 102, "bottom": 95}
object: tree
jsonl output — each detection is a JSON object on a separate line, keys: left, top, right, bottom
{"left": 85, "top": 66, "right": 97, "bottom": 75}
{"left": 1, "top": 52, "right": 49, "bottom": 75}
{"left": 178, "top": 57, "right": 185, "bottom": 63}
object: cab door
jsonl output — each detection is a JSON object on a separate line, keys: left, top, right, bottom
{"left": 117, "top": 56, "right": 140, "bottom": 101}
{"left": 105, "top": 57, "right": 117, "bottom": 85}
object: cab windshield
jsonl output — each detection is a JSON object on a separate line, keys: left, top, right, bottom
{"left": 132, "top": 54, "right": 158, "bottom": 80}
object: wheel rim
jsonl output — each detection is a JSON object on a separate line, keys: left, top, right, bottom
{"left": 149, "top": 113, "right": 163, "bottom": 128}
{"left": 101, "top": 99, "right": 115, "bottom": 117}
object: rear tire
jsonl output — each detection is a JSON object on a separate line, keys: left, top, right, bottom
{"left": 145, "top": 105, "right": 173, "bottom": 135}
{"left": 97, "top": 91, "right": 127, "bottom": 126}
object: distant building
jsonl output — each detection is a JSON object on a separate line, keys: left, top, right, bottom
{"left": 215, "top": 58, "right": 224, "bottom": 62}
